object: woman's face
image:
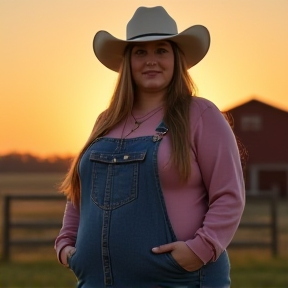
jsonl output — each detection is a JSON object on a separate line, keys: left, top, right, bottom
{"left": 130, "top": 41, "right": 174, "bottom": 96}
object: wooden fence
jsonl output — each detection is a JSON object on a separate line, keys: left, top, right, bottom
{"left": 1, "top": 194, "right": 65, "bottom": 261}
{"left": 1, "top": 192, "right": 278, "bottom": 261}
{"left": 229, "top": 193, "right": 278, "bottom": 256}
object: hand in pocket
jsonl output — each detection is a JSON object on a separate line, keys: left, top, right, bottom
{"left": 60, "top": 246, "right": 76, "bottom": 267}
{"left": 152, "top": 241, "right": 203, "bottom": 272}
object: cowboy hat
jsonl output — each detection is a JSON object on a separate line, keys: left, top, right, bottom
{"left": 93, "top": 6, "right": 210, "bottom": 72}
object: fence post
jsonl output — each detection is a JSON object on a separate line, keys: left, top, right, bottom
{"left": 271, "top": 185, "right": 278, "bottom": 257}
{"left": 2, "top": 195, "right": 11, "bottom": 261}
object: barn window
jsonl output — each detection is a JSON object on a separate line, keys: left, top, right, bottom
{"left": 241, "top": 115, "right": 262, "bottom": 131}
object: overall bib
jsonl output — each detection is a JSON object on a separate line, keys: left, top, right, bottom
{"left": 68, "top": 122, "right": 230, "bottom": 288}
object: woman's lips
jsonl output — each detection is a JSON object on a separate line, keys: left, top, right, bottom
{"left": 143, "top": 70, "right": 160, "bottom": 76}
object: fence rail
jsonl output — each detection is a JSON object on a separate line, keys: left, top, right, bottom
{"left": 229, "top": 193, "right": 278, "bottom": 256}
{"left": 1, "top": 193, "right": 278, "bottom": 261}
{"left": 1, "top": 194, "right": 65, "bottom": 261}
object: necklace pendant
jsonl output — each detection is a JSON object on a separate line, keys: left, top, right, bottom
{"left": 122, "top": 106, "right": 163, "bottom": 139}
{"left": 134, "top": 122, "right": 140, "bottom": 129}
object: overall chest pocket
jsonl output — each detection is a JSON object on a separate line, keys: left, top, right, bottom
{"left": 89, "top": 150, "right": 146, "bottom": 210}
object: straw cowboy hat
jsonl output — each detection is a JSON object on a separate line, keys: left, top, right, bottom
{"left": 93, "top": 6, "right": 210, "bottom": 72}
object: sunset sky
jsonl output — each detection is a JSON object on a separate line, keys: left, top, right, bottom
{"left": 1, "top": 0, "right": 288, "bottom": 157}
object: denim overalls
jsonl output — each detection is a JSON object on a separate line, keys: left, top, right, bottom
{"left": 68, "top": 122, "right": 231, "bottom": 288}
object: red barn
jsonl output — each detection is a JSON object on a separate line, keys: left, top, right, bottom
{"left": 226, "top": 99, "right": 288, "bottom": 198}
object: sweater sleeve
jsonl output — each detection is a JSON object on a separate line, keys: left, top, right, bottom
{"left": 186, "top": 103, "right": 245, "bottom": 264}
{"left": 54, "top": 201, "right": 80, "bottom": 263}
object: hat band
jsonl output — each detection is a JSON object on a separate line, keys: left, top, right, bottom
{"left": 128, "top": 33, "right": 175, "bottom": 40}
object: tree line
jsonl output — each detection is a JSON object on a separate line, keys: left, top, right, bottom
{"left": 0, "top": 153, "right": 74, "bottom": 173}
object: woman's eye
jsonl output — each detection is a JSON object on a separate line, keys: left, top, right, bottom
{"left": 135, "top": 49, "right": 145, "bottom": 55}
{"left": 157, "top": 48, "right": 167, "bottom": 54}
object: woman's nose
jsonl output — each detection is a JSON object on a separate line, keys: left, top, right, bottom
{"left": 146, "top": 61, "right": 157, "bottom": 66}
{"left": 146, "top": 53, "right": 158, "bottom": 66}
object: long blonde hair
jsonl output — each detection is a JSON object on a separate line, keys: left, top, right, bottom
{"left": 59, "top": 42, "right": 197, "bottom": 208}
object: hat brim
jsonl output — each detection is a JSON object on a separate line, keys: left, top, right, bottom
{"left": 93, "top": 25, "right": 210, "bottom": 72}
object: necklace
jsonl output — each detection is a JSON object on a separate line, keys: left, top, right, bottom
{"left": 121, "top": 106, "right": 163, "bottom": 139}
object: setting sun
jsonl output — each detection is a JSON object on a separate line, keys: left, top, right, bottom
{"left": 1, "top": 0, "right": 288, "bottom": 157}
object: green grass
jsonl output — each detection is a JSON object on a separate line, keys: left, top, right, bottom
{"left": 229, "top": 251, "right": 288, "bottom": 288}
{"left": 0, "top": 254, "right": 287, "bottom": 288}
{"left": 0, "top": 261, "right": 76, "bottom": 288}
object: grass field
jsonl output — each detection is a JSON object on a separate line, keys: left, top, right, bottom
{"left": 0, "top": 173, "right": 287, "bottom": 287}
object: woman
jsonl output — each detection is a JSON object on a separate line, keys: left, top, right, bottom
{"left": 55, "top": 6, "right": 245, "bottom": 288}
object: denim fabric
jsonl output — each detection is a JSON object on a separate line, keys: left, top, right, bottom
{"left": 68, "top": 122, "right": 231, "bottom": 287}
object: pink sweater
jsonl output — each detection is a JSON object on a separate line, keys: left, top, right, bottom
{"left": 55, "top": 97, "right": 245, "bottom": 264}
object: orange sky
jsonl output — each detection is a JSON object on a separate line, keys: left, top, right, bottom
{"left": 1, "top": 0, "right": 288, "bottom": 157}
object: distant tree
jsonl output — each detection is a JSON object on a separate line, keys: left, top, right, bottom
{"left": 0, "top": 153, "right": 73, "bottom": 173}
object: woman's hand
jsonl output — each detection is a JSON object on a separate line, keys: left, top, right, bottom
{"left": 152, "top": 241, "right": 204, "bottom": 272}
{"left": 60, "top": 245, "right": 76, "bottom": 266}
